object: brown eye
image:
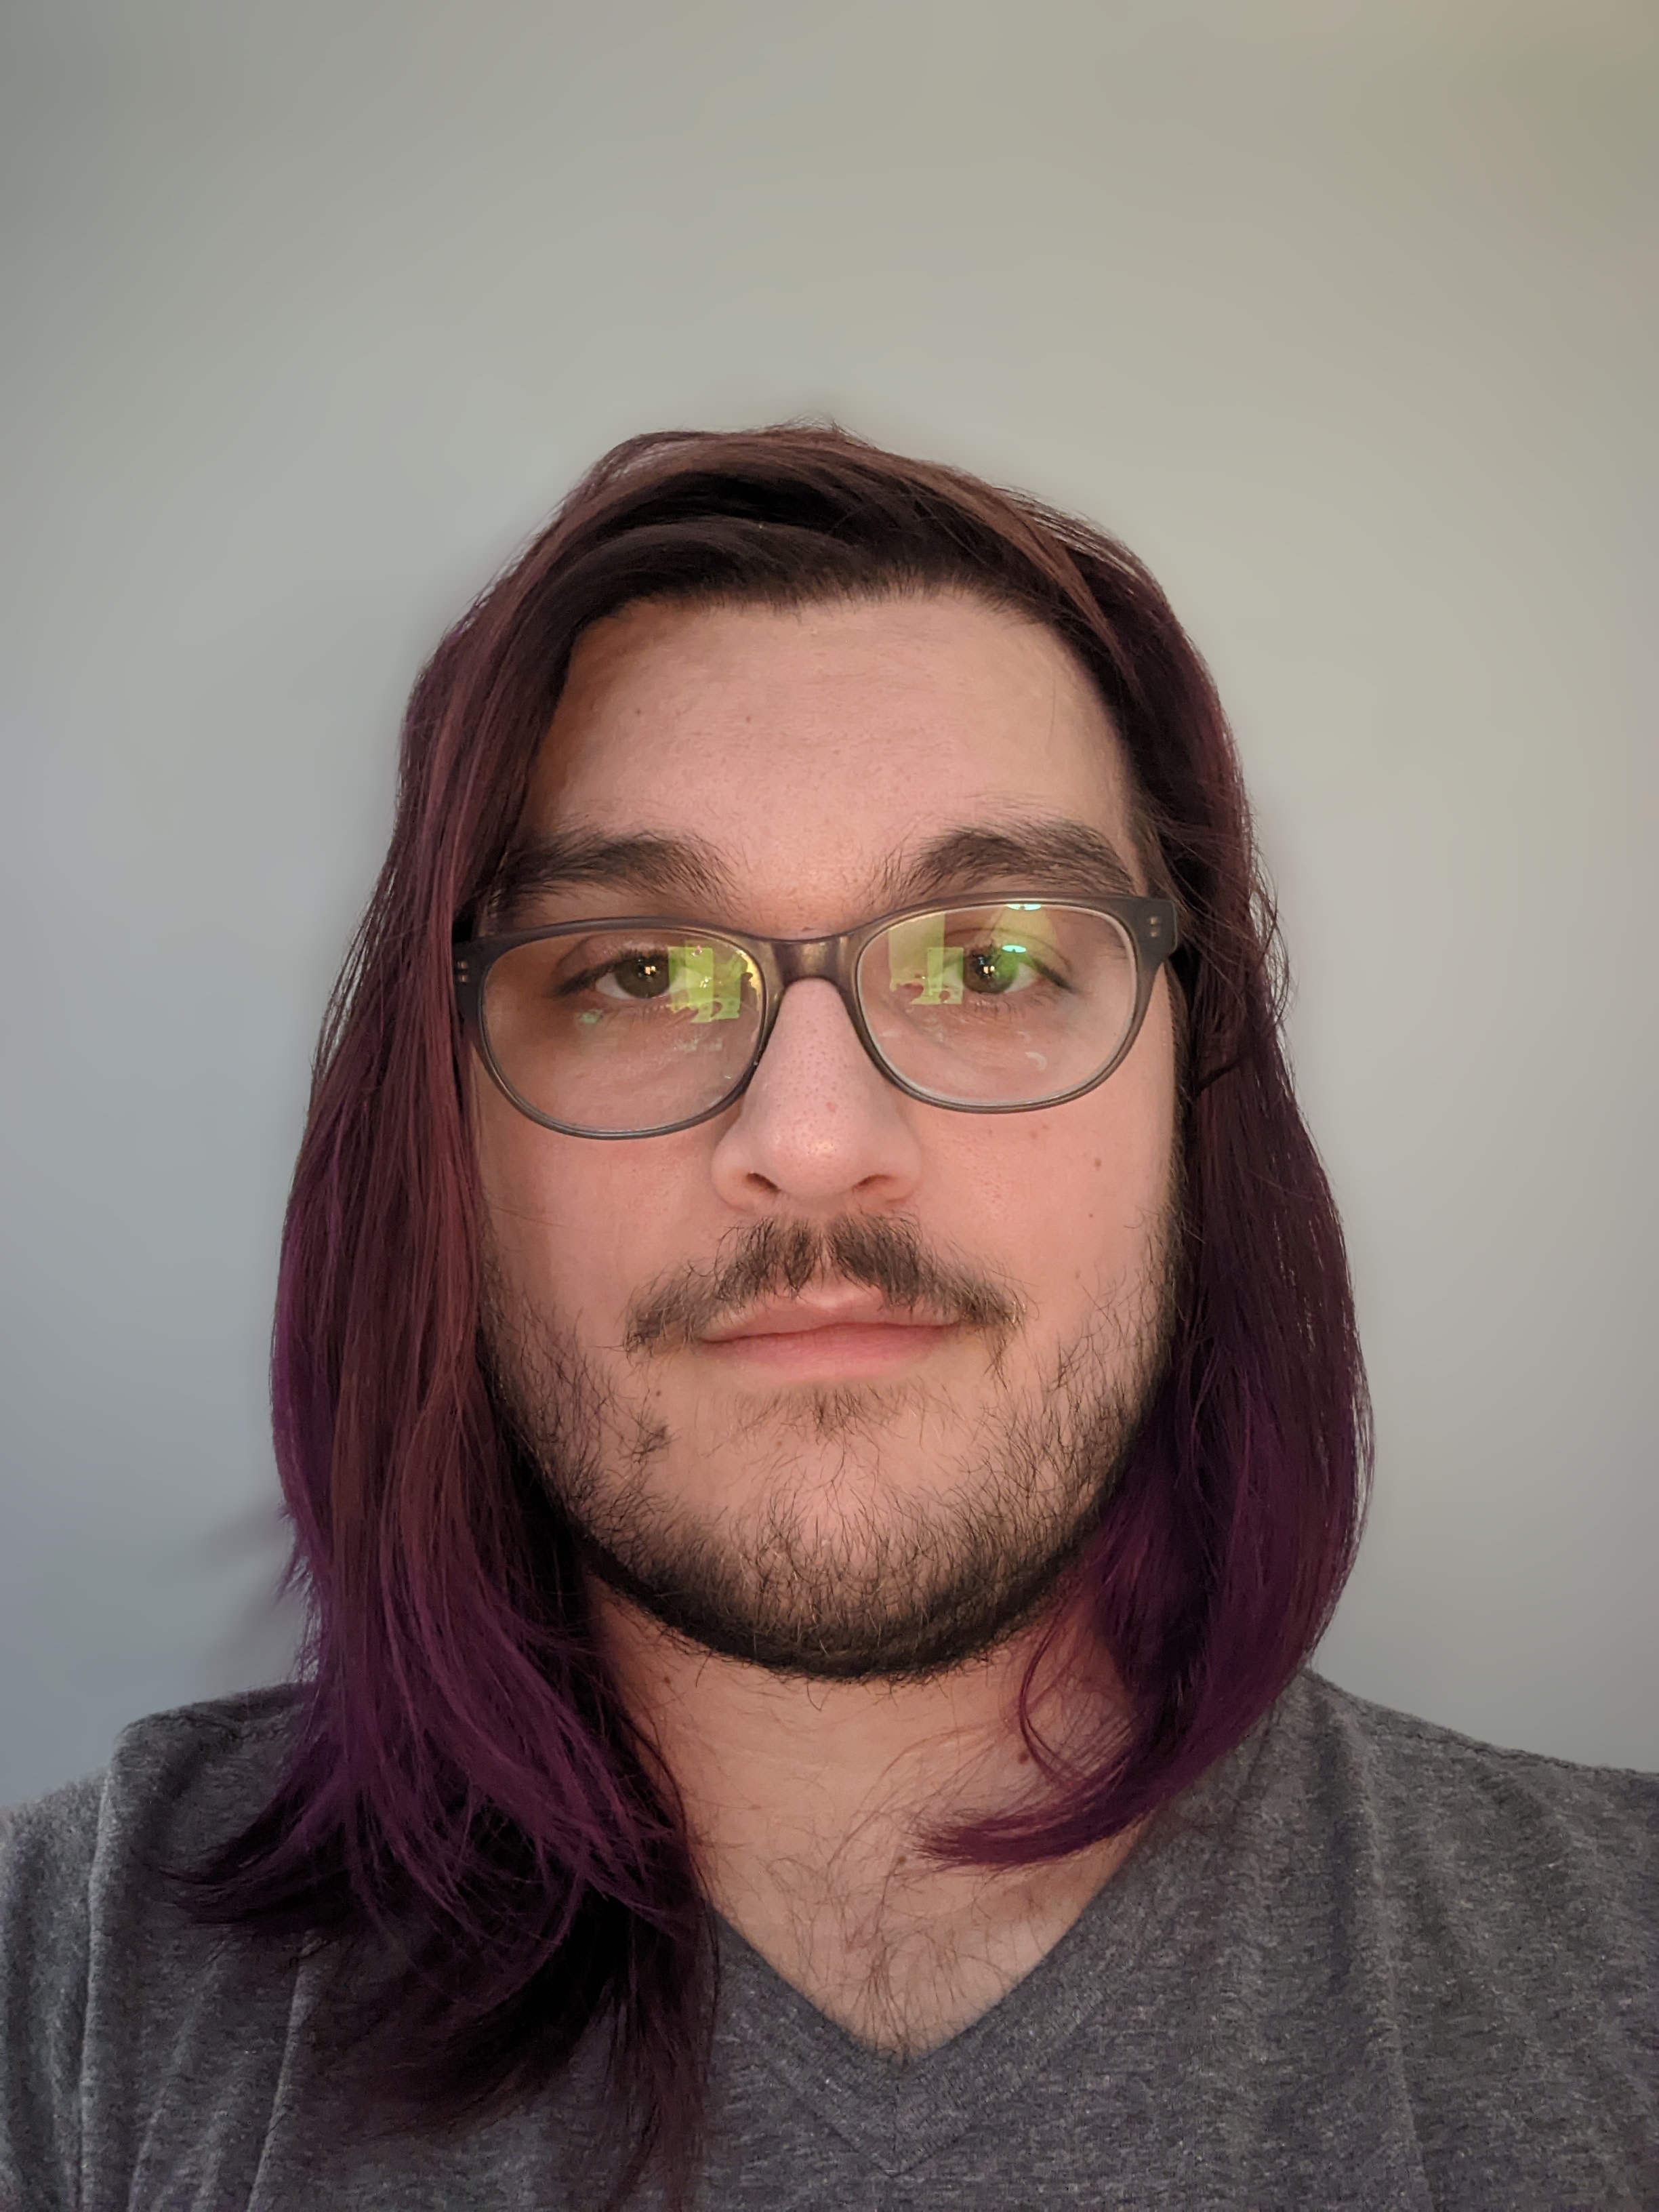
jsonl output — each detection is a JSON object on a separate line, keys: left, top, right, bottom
{"left": 600, "top": 952, "right": 673, "bottom": 1000}
{"left": 962, "top": 943, "right": 1031, "bottom": 995}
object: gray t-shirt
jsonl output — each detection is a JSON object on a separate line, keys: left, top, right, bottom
{"left": 1, "top": 1671, "right": 1652, "bottom": 2210}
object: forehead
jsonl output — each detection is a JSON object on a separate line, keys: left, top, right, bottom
{"left": 518, "top": 592, "right": 1141, "bottom": 924}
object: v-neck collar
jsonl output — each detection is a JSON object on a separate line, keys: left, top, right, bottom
{"left": 708, "top": 1715, "right": 1263, "bottom": 2177}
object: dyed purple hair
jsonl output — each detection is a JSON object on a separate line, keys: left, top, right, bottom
{"left": 188, "top": 426, "right": 1369, "bottom": 2198}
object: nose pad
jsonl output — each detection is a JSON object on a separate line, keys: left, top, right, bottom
{"left": 708, "top": 979, "right": 924, "bottom": 1210}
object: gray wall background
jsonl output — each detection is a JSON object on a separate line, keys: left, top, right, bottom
{"left": 3, "top": 0, "right": 1654, "bottom": 1805}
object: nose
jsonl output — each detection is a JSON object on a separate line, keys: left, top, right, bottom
{"left": 708, "top": 979, "right": 924, "bottom": 1214}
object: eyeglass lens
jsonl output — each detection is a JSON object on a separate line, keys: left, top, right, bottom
{"left": 480, "top": 903, "right": 1140, "bottom": 1135}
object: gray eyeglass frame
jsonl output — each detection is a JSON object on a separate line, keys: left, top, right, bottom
{"left": 453, "top": 892, "right": 1181, "bottom": 1139}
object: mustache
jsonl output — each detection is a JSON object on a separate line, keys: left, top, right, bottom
{"left": 623, "top": 1215, "right": 1025, "bottom": 1355}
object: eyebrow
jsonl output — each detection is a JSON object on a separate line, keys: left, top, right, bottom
{"left": 877, "top": 819, "right": 1141, "bottom": 905}
{"left": 485, "top": 815, "right": 1139, "bottom": 928}
{"left": 485, "top": 832, "right": 739, "bottom": 923}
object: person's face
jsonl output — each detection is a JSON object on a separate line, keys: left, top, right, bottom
{"left": 476, "top": 591, "right": 1181, "bottom": 1676}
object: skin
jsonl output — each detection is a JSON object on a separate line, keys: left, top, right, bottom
{"left": 476, "top": 591, "right": 1180, "bottom": 2055}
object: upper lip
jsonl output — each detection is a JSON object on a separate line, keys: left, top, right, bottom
{"left": 698, "top": 1291, "right": 953, "bottom": 1343}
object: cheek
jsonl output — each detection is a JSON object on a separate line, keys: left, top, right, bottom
{"left": 474, "top": 1084, "right": 579, "bottom": 1263}
{"left": 475, "top": 1085, "right": 631, "bottom": 1324}
{"left": 983, "top": 1127, "right": 1166, "bottom": 1294}
{"left": 474, "top": 1081, "right": 714, "bottom": 1335}
{"left": 937, "top": 1010, "right": 1176, "bottom": 1301}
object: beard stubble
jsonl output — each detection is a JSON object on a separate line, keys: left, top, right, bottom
{"left": 485, "top": 1206, "right": 1180, "bottom": 1681}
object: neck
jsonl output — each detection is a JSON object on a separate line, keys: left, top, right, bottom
{"left": 592, "top": 1586, "right": 1139, "bottom": 2057}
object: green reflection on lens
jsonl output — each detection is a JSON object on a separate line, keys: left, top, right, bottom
{"left": 887, "top": 914, "right": 964, "bottom": 1004}
{"left": 666, "top": 941, "right": 746, "bottom": 1022}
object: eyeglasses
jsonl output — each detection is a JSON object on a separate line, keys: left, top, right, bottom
{"left": 454, "top": 894, "right": 1179, "bottom": 1139}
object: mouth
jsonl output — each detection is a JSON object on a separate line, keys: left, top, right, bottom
{"left": 695, "top": 1291, "right": 962, "bottom": 1380}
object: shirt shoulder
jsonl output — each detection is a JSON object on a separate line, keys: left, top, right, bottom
{"left": 1279, "top": 1668, "right": 1656, "bottom": 1878}
{"left": 0, "top": 1690, "right": 300, "bottom": 2212}
{"left": 1258, "top": 1670, "right": 1656, "bottom": 1955}
{"left": 1235, "top": 1673, "right": 1656, "bottom": 2203}
{"left": 1, "top": 1685, "right": 300, "bottom": 1930}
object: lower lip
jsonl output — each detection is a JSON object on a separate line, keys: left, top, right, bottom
{"left": 698, "top": 1321, "right": 959, "bottom": 1379}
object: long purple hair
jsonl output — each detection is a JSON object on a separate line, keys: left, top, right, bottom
{"left": 188, "top": 426, "right": 1369, "bottom": 2197}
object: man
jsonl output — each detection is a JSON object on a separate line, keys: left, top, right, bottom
{"left": 1, "top": 426, "right": 1651, "bottom": 2211}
